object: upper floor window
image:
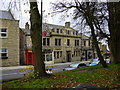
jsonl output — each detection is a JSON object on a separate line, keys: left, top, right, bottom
{"left": 76, "top": 31, "right": 78, "bottom": 35}
{"left": 43, "top": 38, "right": 50, "bottom": 46}
{"left": 51, "top": 28, "right": 55, "bottom": 32}
{"left": 83, "top": 41, "right": 86, "bottom": 46}
{"left": 56, "top": 29, "right": 59, "bottom": 33}
{"left": 54, "top": 51, "right": 62, "bottom": 59}
{"left": 0, "top": 28, "right": 8, "bottom": 38}
{"left": 74, "top": 50, "right": 80, "bottom": 57}
{"left": 56, "top": 28, "right": 63, "bottom": 34}
{"left": 55, "top": 38, "right": 61, "bottom": 46}
{"left": 0, "top": 48, "right": 8, "bottom": 59}
{"left": 75, "top": 40, "right": 79, "bottom": 46}
{"left": 67, "top": 39, "right": 70, "bottom": 46}
{"left": 88, "top": 40, "right": 91, "bottom": 46}
{"left": 66, "top": 30, "right": 70, "bottom": 35}
{"left": 60, "top": 29, "right": 62, "bottom": 33}
{"left": 73, "top": 31, "right": 75, "bottom": 35}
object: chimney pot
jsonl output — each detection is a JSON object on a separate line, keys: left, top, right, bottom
{"left": 25, "top": 22, "right": 29, "bottom": 29}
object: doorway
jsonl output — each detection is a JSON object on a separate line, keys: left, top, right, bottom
{"left": 26, "top": 50, "right": 34, "bottom": 65}
{"left": 66, "top": 51, "right": 71, "bottom": 62}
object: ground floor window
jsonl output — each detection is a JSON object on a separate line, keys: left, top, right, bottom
{"left": 45, "top": 53, "right": 52, "bottom": 61}
{"left": 74, "top": 50, "right": 80, "bottom": 57}
{"left": 0, "top": 48, "right": 8, "bottom": 59}
{"left": 54, "top": 51, "right": 62, "bottom": 59}
{"left": 88, "top": 51, "right": 93, "bottom": 59}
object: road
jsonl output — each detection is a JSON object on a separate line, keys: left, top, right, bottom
{"left": 1, "top": 69, "right": 26, "bottom": 83}
{"left": 0, "top": 64, "right": 69, "bottom": 83}
{"left": 1, "top": 61, "right": 90, "bottom": 83}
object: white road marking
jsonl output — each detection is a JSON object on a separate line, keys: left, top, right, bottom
{"left": 0, "top": 72, "right": 26, "bottom": 76}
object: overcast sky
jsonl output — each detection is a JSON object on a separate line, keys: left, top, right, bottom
{"left": 0, "top": 0, "right": 75, "bottom": 28}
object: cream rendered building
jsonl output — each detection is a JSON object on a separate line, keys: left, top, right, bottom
{"left": 25, "top": 22, "right": 93, "bottom": 64}
{"left": 0, "top": 10, "right": 19, "bottom": 66}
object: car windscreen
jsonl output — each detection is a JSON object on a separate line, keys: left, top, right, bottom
{"left": 69, "top": 63, "right": 79, "bottom": 68}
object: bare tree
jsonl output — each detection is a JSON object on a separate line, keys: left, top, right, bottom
{"left": 52, "top": 0, "right": 108, "bottom": 67}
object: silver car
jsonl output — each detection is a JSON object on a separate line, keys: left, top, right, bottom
{"left": 63, "top": 63, "right": 86, "bottom": 71}
{"left": 87, "top": 59, "right": 100, "bottom": 66}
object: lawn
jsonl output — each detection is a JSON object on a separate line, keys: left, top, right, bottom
{"left": 2, "top": 63, "right": 120, "bottom": 89}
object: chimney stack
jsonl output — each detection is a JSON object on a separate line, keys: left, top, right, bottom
{"left": 65, "top": 22, "right": 70, "bottom": 27}
{"left": 25, "top": 22, "right": 29, "bottom": 29}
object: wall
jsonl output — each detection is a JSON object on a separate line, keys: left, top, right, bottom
{"left": 0, "top": 19, "right": 19, "bottom": 66}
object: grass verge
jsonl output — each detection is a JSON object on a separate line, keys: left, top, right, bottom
{"left": 2, "top": 63, "right": 120, "bottom": 89}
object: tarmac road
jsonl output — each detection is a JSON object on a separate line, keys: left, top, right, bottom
{"left": 0, "top": 61, "right": 90, "bottom": 83}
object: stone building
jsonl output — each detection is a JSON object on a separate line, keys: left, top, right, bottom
{"left": 81, "top": 35, "right": 94, "bottom": 61}
{"left": 25, "top": 22, "right": 93, "bottom": 64}
{"left": 19, "top": 28, "right": 26, "bottom": 65}
{"left": 0, "top": 10, "right": 19, "bottom": 66}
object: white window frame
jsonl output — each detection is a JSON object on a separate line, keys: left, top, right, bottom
{"left": 0, "top": 28, "right": 8, "bottom": 38}
{"left": 54, "top": 51, "right": 62, "bottom": 59}
{"left": 55, "top": 38, "right": 61, "bottom": 46}
{"left": 45, "top": 53, "right": 52, "bottom": 61}
{"left": 0, "top": 48, "right": 8, "bottom": 59}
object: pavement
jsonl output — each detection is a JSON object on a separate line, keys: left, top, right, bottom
{"left": 0, "top": 61, "right": 90, "bottom": 71}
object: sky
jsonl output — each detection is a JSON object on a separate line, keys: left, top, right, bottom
{"left": 0, "top": 0, "right": 111, "bottom": 45}
{"left": 0, "top": 0, "right": 75, "bottom": 29}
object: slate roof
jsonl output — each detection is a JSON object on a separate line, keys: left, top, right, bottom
{"left": 0, "top": 10, "right": 15, "bottom": 20}
{"left": 81, "top": 35, "right": 90, "bottom": 39}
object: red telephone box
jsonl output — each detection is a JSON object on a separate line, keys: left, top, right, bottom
{"left": 26, "top": 50, "right": 34, "bottom": 65}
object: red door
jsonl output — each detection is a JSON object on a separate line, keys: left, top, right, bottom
{"left": 26, "top": 50, "right": 34, "bottom": 65}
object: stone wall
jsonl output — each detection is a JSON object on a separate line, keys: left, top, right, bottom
{"left": 0, "top": 19, "right": 19, "bottom": 66}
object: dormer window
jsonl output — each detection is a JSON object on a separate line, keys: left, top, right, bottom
{"left": 73, "top": 32, "right": 74, "bottom": 35}
{"left": 57, "top": 29, "right": 59, "bottom": 33}
{"left": 76, "top": 31, "right": 78, "bottom": 35}
{"left": 60, "top": 29, "right": 62, "bottom": 33}
{"left": 51, "top": 28, "right": 55, "bottom": 32}
{"left": 66, "top": 30, "right": 70, "bottom": 35}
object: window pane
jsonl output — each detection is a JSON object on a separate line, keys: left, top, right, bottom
{"left": 43, "top": 38, "right": 46, "bottom": 45}
{"left": 55, "top": 39, "right": 57, "bottom": 46}
{"left": 1, "top": 28, "right": 7, "bottom": 32}
{"left": 84, "top": 41, "right": 86, "bottom": 46}
{"left": 57, "top": 51, "right": 59, "bottom": 58}
{"left": 54, "top": 52, "right": 56, "bottom": 59}
{"left": 47, "top": 38, "right": 50, "bottom": 46}
{"left": 1, "top": 33, "right": 7, "bottom": 37}
{"left": 60, "top": 29, "right": 62, "bottom": 33}
{"left": 2, "top": 49, "right": 7, "bottom": 52}
{"left": 77, "top": 40, "right": 79, "bottom": 46}
{"left": 67, "top": 39, "right": 70, "bottom": 46}
{"left": 59, "top": 39, "right": 61, "bottom": 46}
{"left": 60, "top": 51, "right": 62, "bottom": 57}
{"left": 46, "top": 54, "right": 52, "bottom": 61}
{"left": 57, "top": 29, "right": 59, "bottom": 33}
{"left": 2, "top": 53, "right": 7, "bottom": 56}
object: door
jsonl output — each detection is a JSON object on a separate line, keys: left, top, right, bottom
{"left": 66, "top": 51, "right": 71, "bottom": 62}
{"left": 28, "top": 53, "right": 32, "bottom": 64}
{"left": 26, "top": 50, "right": 34, "bottom": 65}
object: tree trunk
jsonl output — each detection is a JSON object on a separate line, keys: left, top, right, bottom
{"left": 30, "top": 1, "right": 47, "bottom": 77}
{"left": 108, "top": 2, "right": 120, "bottom": 64}
{"left": 85, "top": 3, "right": 108, "bottom": 68}
{"left": 87, "top": 18, "right": 108, "bottom": 68}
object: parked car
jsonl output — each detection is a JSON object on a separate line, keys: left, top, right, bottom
{"left": 87, "top": 58, "right": 100, "bottom": 66}
{"left": 63, "top": 63, "right": 86, "bottom": 71}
